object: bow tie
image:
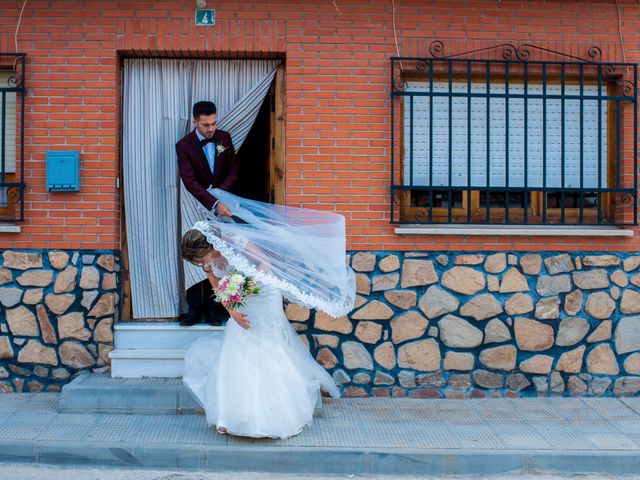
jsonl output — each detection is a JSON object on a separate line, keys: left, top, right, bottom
{"left": 200, "top": 137, "right": 215, "bottom": 147}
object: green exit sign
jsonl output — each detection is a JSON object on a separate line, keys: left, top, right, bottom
{"left": 195, "top": 9, "right": 216, "bottom": 26}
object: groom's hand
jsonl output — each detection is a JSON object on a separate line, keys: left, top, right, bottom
{"left": 215, "top": 201, "right": 232, "bottom": 217}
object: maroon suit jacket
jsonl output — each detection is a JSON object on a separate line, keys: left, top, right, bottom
{"left": 176, "top": 129, "right": 238, "bottom": 210}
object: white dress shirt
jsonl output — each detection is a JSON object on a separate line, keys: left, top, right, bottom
{"left": 195, "top": 129, "right": 216, "bottom": 174}
{"left": 194, "top": 130, "right": 221, "bottom": 211}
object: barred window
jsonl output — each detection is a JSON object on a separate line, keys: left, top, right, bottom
{"left": 0, "top": 54, "right": 26, "bottom": 223}
{"left": 391, "top": 46, "right": 638, "bottom": 226}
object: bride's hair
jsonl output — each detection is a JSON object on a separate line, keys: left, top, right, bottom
{"left": 181, "top": 229, "right": 213, "bottom": 264}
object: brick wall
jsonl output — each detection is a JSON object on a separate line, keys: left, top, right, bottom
{"left": 0, "top": 0, "right": 638, "bottom": 253}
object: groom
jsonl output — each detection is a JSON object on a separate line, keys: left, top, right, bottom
{"left": 176, "top": 101, "right": 239, "bottom": 326}
{"left": 177, "top": 101, "right": 238, "bottom": 216}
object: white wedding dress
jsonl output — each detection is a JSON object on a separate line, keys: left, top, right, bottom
{"left": 182, "top": 260, "right": 341, "bottom": 439}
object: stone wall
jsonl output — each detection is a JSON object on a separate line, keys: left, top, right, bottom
{"left": 0, "top": 250, "right": 119, "bottom": 392}
{"left": 3, "top": 247, "right": 639, "bottom": 399}
{"left": 289, "top": 252, "right": 640, "bottom": 398}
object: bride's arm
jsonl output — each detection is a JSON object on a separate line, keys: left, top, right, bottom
{"left": 224, "top": 306, "right": 251, "bottom": 330}
{"left": 242, "top": 239, "right": 271, "bottom": 273}
{"left": 223, "top": 232, "right": 270, "bottom": 273}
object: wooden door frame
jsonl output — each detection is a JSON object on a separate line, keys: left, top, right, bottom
{"left": 269, "top": 64, "right": 286, "bottom": 205}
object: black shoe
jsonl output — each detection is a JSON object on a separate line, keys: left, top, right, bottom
{"left": 203, "top": 309, "right": 227, "bottom": 326}
{"left": 181, "top": 280, "right": 209, "bottom": 326}
{"left": 203, "top": 296, "right": 229, "bottom": 326}
{"left": 204, "top": 317, "right": 224, "bottom": 326}
{"left": 179, "top": 310, "right": 202, "bottom": 326}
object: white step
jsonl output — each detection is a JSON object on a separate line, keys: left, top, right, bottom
{"left": 109, "top": 348, "right": 187, "bottom": 378}
{"left": 110, "top": 322, "right": 225, "bottom": 379}
{"left": 115, "top": 321, "right": 224, "bottom": 350}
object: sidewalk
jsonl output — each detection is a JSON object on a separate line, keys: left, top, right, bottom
{"left": 1, "top": 393, "right": 640, "bottom": 476}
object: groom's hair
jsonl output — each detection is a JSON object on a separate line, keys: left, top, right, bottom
{"left": 181, "top": 228, "right": 218, "bottom": 264}
{"left": 192, "top": 101, "right": 217, "bottom": 119}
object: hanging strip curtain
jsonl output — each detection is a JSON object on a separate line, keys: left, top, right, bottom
{"left": 123, "top": 59, "right": 280, "bottom": 319}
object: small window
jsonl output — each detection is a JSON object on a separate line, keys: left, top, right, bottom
{"left": 0, "top": 70, "right": 17, "bottom": 175}
{"left": 0, "top": 56, "right": 25, "bottom": 222}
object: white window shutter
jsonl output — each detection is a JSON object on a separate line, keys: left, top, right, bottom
{"left": 0, "top": 71, "right": 16, "bottom": 174}
{"left": 404, "top": 81, "right": 607, "bottom": 189}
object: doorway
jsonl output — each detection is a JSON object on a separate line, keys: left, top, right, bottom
{"left": 234, "top": 93, "right": 271, "bottom": 202}
{"left": 235, "top": 64, "right": 285, "bottom": 204}
{"left": 120, "top": 59, "right": 285, "bottom": 321}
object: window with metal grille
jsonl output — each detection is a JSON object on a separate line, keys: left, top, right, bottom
{"left": 390, "top": 44, "right": 638, "bottom": 226}
{"left": 0, "top": 54, "right": 25, "bottom": 223}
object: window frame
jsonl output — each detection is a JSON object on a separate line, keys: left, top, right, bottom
{"left": 390, "top": 45, "right": 638, "bottom": 227}
{"left": 0, "top": 54, "right": 26, "bottom": 223}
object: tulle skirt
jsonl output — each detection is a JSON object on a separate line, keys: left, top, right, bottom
{"left": 182, "top": 284, "right": 340, "bottom": 439}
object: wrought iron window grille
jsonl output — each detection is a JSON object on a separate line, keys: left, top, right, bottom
{"left": 0, "top": 53, "right": 25, "bottom": 223}
{"left": 391, "top": 43, "right": 638, "bottom": 226}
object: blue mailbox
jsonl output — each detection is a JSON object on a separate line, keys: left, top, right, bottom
{"left": 46, "top": 151, "right": 80, "bottom": 192}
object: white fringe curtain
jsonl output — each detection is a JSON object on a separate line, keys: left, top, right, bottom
{"left": 123, "top": 59, "right": 280, "bottom": 319}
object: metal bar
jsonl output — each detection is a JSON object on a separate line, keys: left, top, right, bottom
{"left": 486, "top": 61, "right": 491, "bottom": 223}
{"left": 597, "top": 64, "right": 603, "bottom": 225}
{"left": 20, "top": 54, "right": 25, "bottom": 222}
{"left": 542, "top": 63, "right": 547, "bottom": 224}
{"left": 429, "top": 60, "right": 434, "bottom": 223}
{"left": 409, "top": 95, "right": 414, "bottom": 187}
{"left": 616, "top": 99, "right": 621, "bottom": 189}
{"left": 467, "top": 60, "right": 472, "bottom": 224}
{"left": 394, "top": 91, "right": 631, "bottom": 102}
{"left": 390, "top": 59, "right": 395, "bottom": 223}
{"left": 448, "top": 60, "right": 453, "bottom": 223}
{"left": 505, "top": 62, "right": 510, "bottom": 224}
{"left": 393, "top": 55, "right": 635, "bottom": 68}
{"left": 1, "top": 92, "right": 5, "bottom": 181}
{"left": 580, "top": 64, "right": 584, "bottom": 225}
{"left": 635, "top": 65, "right": 638, "bottom": 226}
{"left": 561, "top": 63, "right": 566, "bottom": 224}
{"left": 392, "top": 185, "right": 633, "bottom": 193}
{"left": 524, "top": 62, "right": 529, "bottom": 225}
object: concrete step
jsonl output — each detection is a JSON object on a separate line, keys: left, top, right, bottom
{"left": 110, "top": 322, "right": 224, "bottom": 378}
{"left": 108, "top": 348, "right": 187, "bottom": 378}
{"left": 114, "top": 321, "right": 224, "bottom": 350}
{"left": 58, "top": 373, "right": 323, "bottom": 416}
{"left": 59, "top": 373, "right": 202, "bottom": 414}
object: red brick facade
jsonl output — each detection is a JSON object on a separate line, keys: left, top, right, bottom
{"left": 0, "top": 0, "right": 638, "bottom": 252}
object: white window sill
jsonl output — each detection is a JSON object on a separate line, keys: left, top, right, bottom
{"left": 395, "top": 225, "right": 634, "bottom": 237}
{"left": 0, "top": 225, "right": 21, "bottom": 233}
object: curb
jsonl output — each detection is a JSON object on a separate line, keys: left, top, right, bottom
{"left": 1, "top": 440, "right": 640, "bottom": 476}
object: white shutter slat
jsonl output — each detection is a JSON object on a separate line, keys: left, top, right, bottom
{"left": 0, "top": 71, "right": 16, "bottom": 174}
{"left": 403, "top": 81, "right": 607, "bottom": 189}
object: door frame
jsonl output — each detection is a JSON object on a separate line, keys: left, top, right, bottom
{"left": 119, "top": 59, "right": 286, "bottom": 322}
{"left": 269, "top": 64, "right": 286, "bottom": 205}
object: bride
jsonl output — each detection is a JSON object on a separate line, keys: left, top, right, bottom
{"left": 180, "top": 189, "right": 356, "bottom": 439}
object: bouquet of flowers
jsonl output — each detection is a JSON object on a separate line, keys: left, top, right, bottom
{"left": 214, "top": 270, "right": 260, "bottom": 310}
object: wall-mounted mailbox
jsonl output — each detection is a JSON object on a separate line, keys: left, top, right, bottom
{"left": 46, "top": 151, "right": 80, "bottom": 192}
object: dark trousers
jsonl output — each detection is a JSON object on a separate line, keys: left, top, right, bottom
{"left": 180, "top": 279, "right": 229, "bottom": 326}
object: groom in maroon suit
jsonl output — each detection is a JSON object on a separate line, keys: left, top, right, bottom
{"left": 177, "top": 101, "right": 239, "bottom": 217}
{"left": 176, "top": 101, "right": 239, "bottom": 326}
